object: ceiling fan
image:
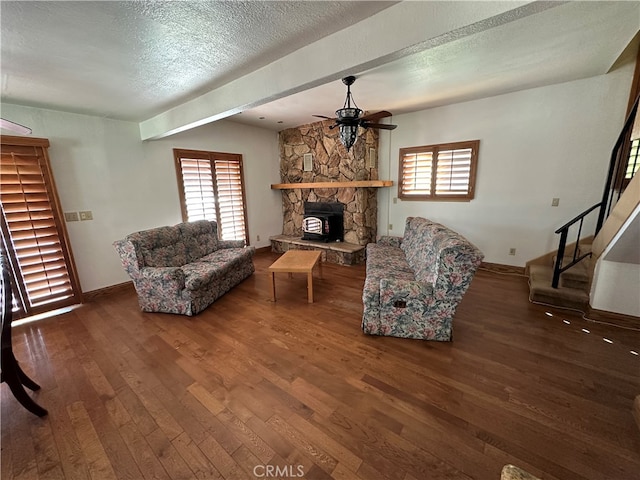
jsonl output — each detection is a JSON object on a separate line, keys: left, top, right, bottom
{"left": 0, "top": 118, "right": 32, "bottom": 135}
{"left": 314, "top": 75, "right": 397, "bottom": 151}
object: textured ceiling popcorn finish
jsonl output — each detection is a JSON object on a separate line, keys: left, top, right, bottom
{"left": 1, "top": 1, "right": 639, "bottom": 138}
{"left": 1, "top": 1, "right": 395, "bottom": 121}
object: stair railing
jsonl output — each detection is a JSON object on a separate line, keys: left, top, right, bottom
{"left": 552, "top": 203, "right": 600, "bottom": 288}
{"left": 552, "top": 95, "right": 639, "bottom": 289}
{"left": 596, "top": 95, "right": 639, "bottom": 233}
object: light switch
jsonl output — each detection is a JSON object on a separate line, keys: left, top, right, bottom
{"left": 79, "top": 210, "right": 93, "bottom": 221}
{"left": 64, "top": 212, "right": 79, "bottom": 222}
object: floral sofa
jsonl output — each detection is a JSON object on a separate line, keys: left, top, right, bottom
{"left": 113, "top": 220, "right": 255, "bottom": 316}
{"left": 362, "top": 217, "right": 483, "bottom": 341}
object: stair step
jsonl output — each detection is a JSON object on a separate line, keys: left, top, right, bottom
{"left": 528, "top": 264, "right": 589, "bottom": 311}
{"left": 550, "top": 255, "right": 590, "bottom": 289}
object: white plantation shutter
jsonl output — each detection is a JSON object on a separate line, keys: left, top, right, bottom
{"left": 1, "top": 136, "right": 80, "bottom": 317}
{"left": 179, "top": 158, "right": 216, "bottom": 221}
{"left": 398, "top": 140, "right": 479, "bottom": 201}
{"left": 174, "top": 149, "right": 249, "bottom": 244}
{"left": 400, "top": 150, "right": 433, "bottom": 196}
{"left": 213, "top": 159, "right": 247, "bottom": 242}
{"left": 435, "top": 147, "right": 473, "bottom": 196}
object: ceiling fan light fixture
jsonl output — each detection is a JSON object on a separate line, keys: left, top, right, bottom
{"left": 314, "top": 76, "right": 397, "bottom": 152}
{"left": 339, "top": 125, "right": 358, "bottom": 152}
{"left": 336, "top": 107, "right": 362, "bottom": 120}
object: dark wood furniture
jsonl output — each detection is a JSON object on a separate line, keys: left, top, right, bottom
{"left": 1, "top": 254, "right": 47, "bottom": 417}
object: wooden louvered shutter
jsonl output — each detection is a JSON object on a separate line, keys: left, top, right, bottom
{"left": 174, "top": 149, "right": 249, "bottom": 245}
{"left": 213, "top": 156, "right": 248, "bottom": 243}
{"left": 434, "top": 145, "right": 475, "bottom": 197}
{"left": 177, "top": 153, "right": 217, "bottom": 221}
{"left": 398, "top": 140, "right": 479, "bottom": 201}
{"left": 1, "top": 135, "right": 81, "bottom": 318}
{"left": 399, "top": 149, "right": 434, "bottom": 197}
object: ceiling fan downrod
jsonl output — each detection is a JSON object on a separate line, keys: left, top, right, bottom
{"left": 340, "top": 76, "right": 360, "bottom": 112}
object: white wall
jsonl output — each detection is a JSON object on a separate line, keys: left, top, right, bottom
{"left": 1, "top": 60, "right": 633, "bottom": 295}
{"left": 1, "top": 104, "right": 281, "bottom": 293}
{"left": 590, "top": 202, "right": 640, "bottom": 316}
{"left": 142, "top": 120, "right": 282, "bottom": 249}
{"left": 590, "top": 260, "right": 640, "bottom": 317}
{"left": 377, "top": 64, "right": 634, "bottom": 266}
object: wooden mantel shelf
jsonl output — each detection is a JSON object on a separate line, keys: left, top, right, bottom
{"left": 271, "top": 180, "right": 393, "bottom": 190}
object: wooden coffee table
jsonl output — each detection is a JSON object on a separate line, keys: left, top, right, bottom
{"left": 268, "top": 250, "right": 322, "bottom": 303}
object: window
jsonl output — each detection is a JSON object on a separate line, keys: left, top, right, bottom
{"left": 173, "top": 149, "right": 249, "bottom": 244}
{"left": 398, "top": 140, "right": 479, "bottom": 201}
{"left": 1, "top": 135, "right": 81, "bottom": 318}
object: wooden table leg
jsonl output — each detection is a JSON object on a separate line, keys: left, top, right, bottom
{"left": 307, "top": 270, "right": 313, "bottom": 303}
{"left": 269, "top": 271, "right": 276, "bottom": 302}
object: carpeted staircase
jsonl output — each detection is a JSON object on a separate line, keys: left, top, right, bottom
{"left": 527, "top": 243, "right": 592, "bottom": 311}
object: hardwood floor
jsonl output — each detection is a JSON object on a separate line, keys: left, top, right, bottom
{"left": 2, "top": 251, "right": 639, "bottom": 480}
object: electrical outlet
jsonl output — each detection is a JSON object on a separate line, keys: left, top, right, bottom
{"left": 388, "top": 224, "right": 393, "bottom": 230}
{"left": 256, "top": 234, "right": 261, "bottom": 242}
{"left": 551, "top": 197, "right": 560, "bottom": 207}
{"left": 64, "top": 211, "right": 79, "bottom": 222}
{"left": 79, "top": 210, "right": 93, "bottom": 221}
{"left": 392, "top": 197, "right": 397, "bottom": 204}
{"left": 509, "top": 248, "right": 516, "bottom": 256}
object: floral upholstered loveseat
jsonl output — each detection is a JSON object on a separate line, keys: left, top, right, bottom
{"left": 362, "top": 217, "right": 483, "bottom": 341}
{"left": 113, "top": 220, "right": 255, "bottom": 316}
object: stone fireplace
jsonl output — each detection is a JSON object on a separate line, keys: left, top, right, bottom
{"left": 277, "top": 119, "right": 380, "bottom": 247}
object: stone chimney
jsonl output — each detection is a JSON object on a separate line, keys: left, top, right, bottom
{"left": 278, "top": 119, "right": 379, "bottom": 246}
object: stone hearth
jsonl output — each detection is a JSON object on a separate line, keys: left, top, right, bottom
{"left": 269, "top": 235, "right": 366, "bottom": 266}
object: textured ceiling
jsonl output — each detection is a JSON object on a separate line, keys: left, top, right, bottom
{"left": 232, "top": 1, "right": 640, "bottom": 131}
{"left": 0, "top": 0, "right": 395, "bottom": 121}
{"left": 1, "top": 1, "right": 639, "bottom": 137}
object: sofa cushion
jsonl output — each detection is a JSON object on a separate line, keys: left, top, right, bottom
{"left": 127, "top": 225, "right": 187, "bottom": 268}
{"left": 181, "top": 262, "right": 224, "bottom": 291}
{"left": 179, "top": 220, "right": 219, "bottom": 263}
{"left": 366, "top": 244, "right": 414, "bottom": 276}
{"left": 197, "top": 247, "right": 253, "bottom": 267}
{"left": 182, "top": 247, "right": 253, "bottom": 290}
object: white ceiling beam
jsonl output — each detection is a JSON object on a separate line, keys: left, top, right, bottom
{"left": 139, "top": 1, "right": 551, "bottom": 140}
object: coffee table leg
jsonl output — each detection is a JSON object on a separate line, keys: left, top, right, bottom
{"left": 307, "top": 271, "right": 313, "bottom": 303}
{"left": 270, "top": 271, "right": 276, "bottom": 301}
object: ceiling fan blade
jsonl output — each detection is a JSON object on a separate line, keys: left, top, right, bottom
{"left": 313, "top": 115, "right": 334, "bottom": 120}
{"left": 0, "top": 118, "right": 32, "bottom": 135}
{"left": 362, "top": 122, "right": 397, "bottom": 130}
{"left": 359, "top": 110, "right": 392, "bottom": 122}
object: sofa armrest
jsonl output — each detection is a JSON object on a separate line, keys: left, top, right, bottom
{"left": 113, "top": 239, "right": 141, "bottom": 279}
{"left": 377, "top": 236, "right": 403, "bottom": 248}
{"left": 218, "top": 240, "right": 246, "bottom": 249}
{"left": 139, "top": 266, "right": 186, "bottom": 291}
{"left": 378, "top": 278, "right": 455, "bottom": 340}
